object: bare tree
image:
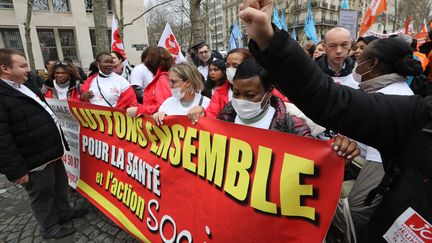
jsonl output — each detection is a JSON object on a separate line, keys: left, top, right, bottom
{"left": 190, "top": 0, "right": 203, "bottom": 43}
{"left": 397, "top": 0, "right": 431, "bottom": 32}
{"left": 93, "top": 0, "right": 110, "bottom": 53}
{"left": 24, "top": 0, "right": 36, "bottom": 72}
{"left": 113, "top": 0, "right": 175, "bottom": 41}
{"left": 145, "top": 0, "right": 192, "bottom": 48}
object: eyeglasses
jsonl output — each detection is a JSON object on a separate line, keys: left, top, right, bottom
{"left": 54, "top": 61, "right": 69, "bottom": 66}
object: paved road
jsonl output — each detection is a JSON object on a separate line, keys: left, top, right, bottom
{"left": 0, "top": 174, "right": 140, "bottom": 243}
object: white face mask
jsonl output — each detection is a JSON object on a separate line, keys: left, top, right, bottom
{"left": 170, "top": 87, "right": 185, "bottom": 99}
{"left": 226, "top": 67, "right": 237, "bottom": 84}
{"left": 353, "top": 59, "right": 373, "bottom": 83}
{"left": 232, "top": 93, "right": 270, "bottom": 119}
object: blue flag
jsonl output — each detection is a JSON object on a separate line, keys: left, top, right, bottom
{"left": 227, "top": 19, "right": 243, "bottom": 51}
{"left": 280, "top": 11, "right": 288, "bottom": 31}
{"left": 304, "top": 0, "right": 319, "bottom": 44}
{"left": 292, "top": 28, "right": 297, "bottom": 41}
{"left": 272, "top": 8, "right": 283, "bottom": 30}
{"left": 340, "top": 0, "right": 349, "bottom": 9}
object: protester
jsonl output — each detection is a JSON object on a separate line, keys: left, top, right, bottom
{"left": 201, "top": 59, "right": 227, "bottom": 99}
{"left": 418, "top": 30, "right": 432, "bottom": 55}
{"left": 353, "top": 36, "right": 378, "bottom": 60}
{"left": 111, "top": 51, "right": 132, "bottom": 81}
{"left": 331, "top": 37, "right": 416, "bottom": 242}
{"left": 218, "top": 57, "right": 311, "bottom": 136}
{"left": 88, "top": 61, "right": 98, "bottom": 77}
{"left": 42, "top": 61, "right": 81, "bottom": 101}
{"left": 64, "top": 56, "right": 87, "bottom": 81}
{"left": 317, "top": 27, "right": 357, "bottom": 88}
{"left": 130, "top": 48, "right": 154, "bottom": 103}
{"left": 80, "top": 52, "right": 137, "bottom": 108}
{"left": 312, "top": 42, "right": 325, "bottom": 60}
{"left": 0, "top": 48, "right": 86, "bottom": 239}
{"left": 238, "top": 2, "right": 429, "bottom": 242}
{"left": 37, "top": 58, "right": 57, "bottom": 81}
{"left": 194, "top": 43, "right": 216, "bottom": 80}
{"left": 303, "top": 41, "right": 316, "bottom": 58}
{"left": 126, "top": 46, "right": 173, "bottom": 116}
{"left": 136, "top": 62, "right": 210, "bottom": 125}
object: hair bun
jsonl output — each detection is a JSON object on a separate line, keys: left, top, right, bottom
{"left": 394, "top": 54, "right": 423, "bottom": 76}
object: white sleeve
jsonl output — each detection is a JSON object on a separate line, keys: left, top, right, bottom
{"left": 117, "top": 75, "right": 131, "bottom": 93}
{"left": 130, "top": 64, "right": 154, "bottom": 89}
{"left": 130, "top": 65, "right": 143, "bottom": 87}
{"left": 158, "top": 98, "right": 171, "bottom": 114}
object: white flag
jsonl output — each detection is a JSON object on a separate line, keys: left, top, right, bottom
{"left": 158, "top": 23, "right": 185, "bottom": 63}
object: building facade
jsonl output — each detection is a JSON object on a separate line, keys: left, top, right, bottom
{"left": 0, "top": 0, "right": 149, "bottom": 70}
{"left": 208, "top": 0, "right": 226, "bottom": 51}
{"left": 284, "top": 0, "right": 364, "bottom": 43}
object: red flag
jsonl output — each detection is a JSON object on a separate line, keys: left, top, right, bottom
{"left": 404, "top": 16, "right": 412, "bottom": 34}
{"left": 359, "top": 0, "right": 387, "bottom": 36}
{"left": 111, "top": 16, "right": 126, "bottom": 59}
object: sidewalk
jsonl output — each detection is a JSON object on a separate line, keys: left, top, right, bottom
{"left": 0, "top": 175, "right": 139, "bottom": 243}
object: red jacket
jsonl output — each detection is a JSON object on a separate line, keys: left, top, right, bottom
{"left": 205, "top": 82, "right": 289, "bottom": 119}
{"left": 137, "top": 68, "right": 171, "bottom": 115}
{"left": 81, "top": 74, "right": 137, "bottom": 109}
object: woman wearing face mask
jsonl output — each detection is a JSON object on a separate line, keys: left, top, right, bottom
{"left": 80, "top": 52, "right": 137, "bottom": 108}
{"left": 328, "top": 37, "right": 417, "bottom": 241}
{"left": 42, "top": 61, "right": 81, "bottom": 101}
{"left": 150, "top": 62, "right": 210, "bottom": 125}
{"left": 354, "top": 38, "right": 415, "bottom": 95}
{"left": 126, "top": 46, "right": 174, "bottom": 117}
{"left": 218, "top": 57, "right": 311, "bottom": 136}
{"left": 201, "top": 59, "right": 227, "bottom": 99}
{"left": 111, "top": 51, "right": 132, "bottom": 81}
{"left": 188, "top": 48, "right": 287, "bottom": 123}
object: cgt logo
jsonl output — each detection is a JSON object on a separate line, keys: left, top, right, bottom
{"left": 406, "top": 213, "right": 432, "bottom": 241}
{"left": 165, "top": 34, "right": 180, "bottom": 56}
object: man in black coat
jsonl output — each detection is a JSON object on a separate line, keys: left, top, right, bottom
{"left": 0, "top": 48, "right": 85, "bottom": 239}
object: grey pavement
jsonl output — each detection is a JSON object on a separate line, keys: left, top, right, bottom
{"left": 0, "top": 174, "right": 140, "bottom": 243}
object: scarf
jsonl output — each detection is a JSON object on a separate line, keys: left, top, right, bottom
{"left": 358, "top": 73, "right": 406, "bottom": 93}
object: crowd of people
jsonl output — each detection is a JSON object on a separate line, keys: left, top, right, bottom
{"left": 1, "top": 0, "right": 432, "bottom": 241}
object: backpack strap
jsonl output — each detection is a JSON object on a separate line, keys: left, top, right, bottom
{"left": 96, "top": 76, "right": 114, "bottom": 108}
{"left": 198, "top": 94, "right": 204, "bottom": 106}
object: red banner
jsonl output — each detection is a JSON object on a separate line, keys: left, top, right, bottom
{"left": 69, "top": 101, "right": 344, "bottom": 242}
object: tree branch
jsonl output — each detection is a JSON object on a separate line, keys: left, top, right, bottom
{"left": 124, "top": 0, "right": 175, "bottom": 28}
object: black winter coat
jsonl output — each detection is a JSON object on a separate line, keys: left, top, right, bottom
{"left": 249, "top": 28, "right": 432, "bottom": 242}
{"left": 0, "top": 80, "right": 67, "bottom": 181}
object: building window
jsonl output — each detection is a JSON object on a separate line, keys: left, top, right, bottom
{"left": 37, "top": 29, "right": 58, "bottom": 61}
{"left": 84, "top": 0, "right": 113, "bottom": 14}
{"left": 33, "top": 0, "right": 49, "bottom": 11}
{"left": 52, "top": 0, "right": 69, "bottom": 12}
{"left": 58, "top": 29, "right": 77, "bottom": 60}
{"left": 1, "top": 28, "right": 24, "bottom": 54}
{"left": 89, "top": 29, "right": 111, "bottom": 58}
{"left": 0, "top": 0, "right": 13, "bottom": 9}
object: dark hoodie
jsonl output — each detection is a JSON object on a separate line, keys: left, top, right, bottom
{"left": 316, "top": 55, "right": 355, "bottom": 77}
